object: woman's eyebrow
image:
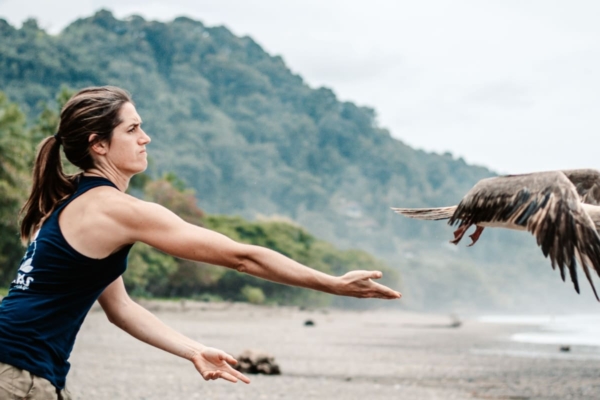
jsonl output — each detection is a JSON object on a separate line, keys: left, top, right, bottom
{"left": 125, "top": 120, "right": 142, "bottom": 128}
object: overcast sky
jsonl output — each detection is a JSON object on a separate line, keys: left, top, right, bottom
{"left": 1, "top": 0, "right": 599, "bottom": 174}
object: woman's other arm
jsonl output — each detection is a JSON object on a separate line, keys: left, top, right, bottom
{"left": 98, "top": 277, "right": 251, "bottom": 384}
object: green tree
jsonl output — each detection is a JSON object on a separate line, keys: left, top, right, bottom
{"left": 0, "top": 92, "right": 32, "bottom": 284}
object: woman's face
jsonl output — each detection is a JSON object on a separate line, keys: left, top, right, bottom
{"left": 105, "top": 102, "right": 151, "bottom": 175}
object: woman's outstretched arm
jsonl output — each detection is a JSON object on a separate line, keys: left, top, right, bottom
{"left": 115, "top": 198, "right": 401, "bottom": 300}
{"left": 98, "top": 277, "right": 251, "bottom": 384}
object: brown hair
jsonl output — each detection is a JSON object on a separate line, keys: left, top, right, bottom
{"left": 20, "top": 86, "right": 133, "bottom": 241}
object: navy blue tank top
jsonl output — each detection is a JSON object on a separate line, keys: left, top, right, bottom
{"left": 0, "top": 176, "right": 132, "bottom": 389}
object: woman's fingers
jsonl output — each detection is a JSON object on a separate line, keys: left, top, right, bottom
{"left": 346, "top": 270, "right": 401, "bottom": 299}
{"left": 202, "top": 370, "right": 218, "bottom": 380}
{"left": 229, "top": 369, "right": 251, "bottom": 384}
{"left": 370, "top": 270, "right": 383, "bottom": 279}
{"left": 203, "top": 370, "right": 235, "bottom": 382}
{"left": 371, "top": 281, "right": 402, "bottom": 299}
{"left": 351, "top": 270, "right": 382, "bottom": 281}
{"left": 202, "top": 369, "right": 251, "bottom": 384}
{"left": 218, "top": 371, "right": 239, "bottom": 383}
{"left": 223, "top": 354, "right": 238, "bottom": 365}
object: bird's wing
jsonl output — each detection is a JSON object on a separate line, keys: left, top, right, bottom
{"left": 449, "top": 171, "right": 600, "bottom": 300}
{"left": 561, "top": 169, "right": 600, "bottom": 205}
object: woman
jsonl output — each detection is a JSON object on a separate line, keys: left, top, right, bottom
{"left": 0, "top": 86, "right": 401, "bottom": 399}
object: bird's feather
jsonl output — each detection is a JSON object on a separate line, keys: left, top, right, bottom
{"left": 391, "top": 206, "right": 457, "bottom": 220}
{"left": 561, "top": 169, "right": 600, "bottom": 205}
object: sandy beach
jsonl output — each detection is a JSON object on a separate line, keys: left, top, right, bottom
{"left": 66, "top": 301, "right": 600, "bottom": 400}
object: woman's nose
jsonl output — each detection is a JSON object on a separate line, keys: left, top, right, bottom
{"left": 140, "top": 129, "right": 151, "bottom": 144}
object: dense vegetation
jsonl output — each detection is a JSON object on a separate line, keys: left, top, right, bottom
{"left": 1, "top": 10, "right": 594, "bottom": 311}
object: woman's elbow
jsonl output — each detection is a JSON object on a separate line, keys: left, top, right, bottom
{"left": 231, "top": 253, "right": 252, "bottom": 274}
{"left": 104, "top": 307, "right": 122, "bottom": 326}
{"left": 101, "top": 298, "right": 132, "bottom": 327}
{"left": 229, "top": 244, "right": 259, "bottom": 274}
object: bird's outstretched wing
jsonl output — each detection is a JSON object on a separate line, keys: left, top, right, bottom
{"left": 561, "top": 169, "right": 600, "bottom": 205}
{"left": 449, "top": 171, "right": 600, "bottom": 300}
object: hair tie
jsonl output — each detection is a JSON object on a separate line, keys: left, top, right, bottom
{"left": 53, "top": 133, "right": 62, "bottom": 145}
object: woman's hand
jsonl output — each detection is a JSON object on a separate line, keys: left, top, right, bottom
{"left": 191, "top": 347, "right": 251, "bottom": 384}
{"left": 334, "top": 270, "right": 402, "bottom": 299}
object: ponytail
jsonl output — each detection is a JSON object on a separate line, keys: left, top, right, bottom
{"left": 19, "top": 135, "right": 76, "bottom": 242}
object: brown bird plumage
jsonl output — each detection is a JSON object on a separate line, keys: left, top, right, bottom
{"left": 392, "top": 169, "right": 600, "bottom": 301}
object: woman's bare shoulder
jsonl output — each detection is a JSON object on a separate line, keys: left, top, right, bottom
{"left": 92, "top": 188, "right": 185, "bottom": 238}
{"left": 92, "top": 188, "right": 161, "bottom": 219}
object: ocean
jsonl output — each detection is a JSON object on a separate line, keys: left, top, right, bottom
{"left": 479, "top": 314, "right": 600, "bottom": 347}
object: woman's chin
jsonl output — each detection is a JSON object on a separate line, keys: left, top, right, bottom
{"left": 128, "top": 163, "right": 148, "bottom": 176}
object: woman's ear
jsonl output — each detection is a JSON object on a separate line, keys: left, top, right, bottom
{"left": 89, "top": 133, "right": 108, "bottom": 155}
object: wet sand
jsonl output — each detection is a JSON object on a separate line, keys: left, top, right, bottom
{"left": 67, "top": 301, "right": 600, "bottom": 399}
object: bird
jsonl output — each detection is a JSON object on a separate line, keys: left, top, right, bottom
{"left": 392, "top": 169, "right": 600, "bottom": 301}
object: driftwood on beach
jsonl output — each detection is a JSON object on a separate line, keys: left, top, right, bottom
{"left": 234, "top": 349, "right": 281, "bottom": 375}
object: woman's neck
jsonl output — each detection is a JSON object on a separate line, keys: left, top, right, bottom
{"left": 83, "top": 168, "right": 130, "bottom": 192}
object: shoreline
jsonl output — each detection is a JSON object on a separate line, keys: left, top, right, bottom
{"left": 67, "top": 300, "right": 600, "bottom": 399}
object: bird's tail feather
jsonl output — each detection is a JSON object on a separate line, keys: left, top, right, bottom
{"left": 391, "top": 206, "right": 457, "bottom": 220}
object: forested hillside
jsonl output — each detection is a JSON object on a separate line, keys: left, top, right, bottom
{"left": 0, "top": 10, "right": 594, "bottom": 311}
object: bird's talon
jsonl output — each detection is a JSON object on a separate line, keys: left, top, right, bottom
{"left": 450, "top": 225, "right": 470, "bottom": 245}
{"left": 467, "top": 226, "right": 484, "bottom": 247}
